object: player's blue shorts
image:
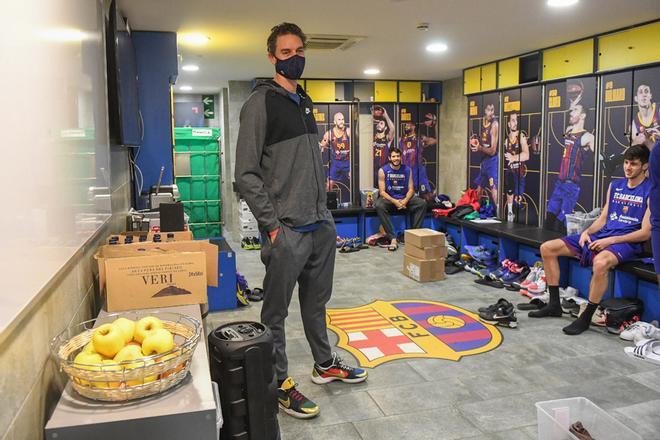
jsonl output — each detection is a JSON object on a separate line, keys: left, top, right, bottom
{"left": 475, "top": 155, "right": 498, "bottom": 189}
{"left": 412, "top": 165, "right": 432, "bottom": 194}
{"left": 329, "top": 162, "right": 350, "bottom": 182}
{"left": 547, "top": 180, "right": 580, "bottom": 223}
{"left": 505, "top": 168, "right": 525, "bottom": 197}
{"left": 562, "top": 231, "right": 643, "bottom": 264}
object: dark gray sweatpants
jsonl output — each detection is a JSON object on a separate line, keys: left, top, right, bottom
{"left": 260, "top": 220, "right": 335, "bottom": 380}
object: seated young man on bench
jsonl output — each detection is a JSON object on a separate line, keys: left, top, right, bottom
{"left": 531, "top": 145, "right": 652, "bottom": 335}
{"left": 375, "top": 147, "right": 427, "bottom": 251}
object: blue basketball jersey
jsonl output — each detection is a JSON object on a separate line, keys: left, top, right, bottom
{"left": 382, "top": 163, "right": 410, "bottom": 200}
{"left": 602, "top": 177, "right": 651, "bottom": 235}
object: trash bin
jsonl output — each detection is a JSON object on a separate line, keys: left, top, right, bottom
{"left": 208, "top": 322, "right": 280, "bottom": 440}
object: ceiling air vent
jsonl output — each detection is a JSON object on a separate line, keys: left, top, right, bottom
{"left": 306, "top": 34, "right": 365, "bottom": 51}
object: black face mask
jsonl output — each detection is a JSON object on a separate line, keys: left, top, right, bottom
{"left": 275, "top": 55, "right": 305, "bottom": 80}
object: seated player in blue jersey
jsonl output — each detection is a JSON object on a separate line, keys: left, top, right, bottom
{"left": 530, "top": 145, "right": 652, "bottom": 335}
{"left": 375, "top": 148, "right": 427, "bottom": 251}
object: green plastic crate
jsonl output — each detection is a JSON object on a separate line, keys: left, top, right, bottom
{"left": 207, "top": 223, "right": 221, "bottom": 237}
{"left": 190, "top": 223, "right": 207, "bottom": 239}
{"left": 206, "top": 176, "right": 220, "bottom": 200}
{"left": 207, "top": 201, "right": 221, "bottom": 222}
{"left": 190, "top": 152, "right": 205, "bottom": 176}
{"left": 191, "top": 176, "right": 206, "bottom": 200}
{"left": 191, "top": 202, "right": 206, "bottom": 223}
{"left": 182, "top": 201, "right": 192, "bottom": 219}
{"left": 174, "top": 128, "right": 220, "bottom": 153}
{"left": 205, "top": 153, "right": 219, "bottom": 175}
{"left": 177, "top": 177, "right": 191, "bottom": 200}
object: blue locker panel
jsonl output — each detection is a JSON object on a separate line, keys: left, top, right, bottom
{"left": 207, "top": 238, "right": 237, "bottom": 311}
{"left": 518, "top": 244, "right": 542, "bottom": 266}
{"left": 478, "top": 233, "right": 498, "bottom": 253}
{"left": 637, "top": 280, "right": 660, "bottom": 322}
{"left": 461, "top": 227, "right": 479, "bottom": 254}
{"left": 421, "top": 214, "right": 434, "bottom": 229}
{"left": 334, "top": 215, "right": 360, "bottom": 239}
{"left": 445, "top": 224, "right": 462, "bottom": 251}
{"left": 499, "top": 238, "right": 519, "bottom": 263}
{"left": 613, "top": 270, "right": 638, "bottom": 298}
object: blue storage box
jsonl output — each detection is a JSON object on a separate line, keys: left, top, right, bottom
{"left": 207, "top": 237, "right": 237, "bottom": 311}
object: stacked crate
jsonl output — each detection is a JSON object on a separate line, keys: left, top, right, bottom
{"left": 402, "top": 229, "right": 447, "bottom": 282}
{"left": 238, "top": 200, "right": 259, "bottom": 240}
{"left": 173, "top": 128, "right": 222, "bottom": 239}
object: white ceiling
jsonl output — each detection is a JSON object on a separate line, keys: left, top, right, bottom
{"left": 118, "top": 0, "right": 660, "bottom": 93}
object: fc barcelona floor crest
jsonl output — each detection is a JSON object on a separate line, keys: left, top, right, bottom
{"left": 326, "top": 300, "right": 502, "bottom": 367}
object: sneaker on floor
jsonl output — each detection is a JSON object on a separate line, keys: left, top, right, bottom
{"left": 488, "top": 259, "right": 512, "bottom": 281}
{"left": 526, "top": 270, "right": 546, "bottom": 295}
{"left": 311, "top": 353, "right": 368, "bottom": 384}
{"left": 621, "top": 320, "right": 660, "bottom": 341}
{"left": 478, "top": 298, "right": 509, "bottom": 313}
{"left": 560, "top": 286, "right": 579, "bottom": 298}
{"left": 278, "top": 377, "right": 320, "bottom": 419}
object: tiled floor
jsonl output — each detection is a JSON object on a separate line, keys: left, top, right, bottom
{"left": 206, "top": 234, "right": 660, "bottom": 440}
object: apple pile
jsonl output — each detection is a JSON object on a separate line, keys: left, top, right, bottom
{"left": 72, "top": 316, "right": 184, "bottom": 388}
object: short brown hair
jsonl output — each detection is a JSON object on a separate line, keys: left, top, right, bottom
{"left": 267, "top": 23, "right": 306, "bottom": 55}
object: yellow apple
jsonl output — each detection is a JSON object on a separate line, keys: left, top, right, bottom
{"left": 82, "top": 341, "right": 97, "bottom": 354}
{"left": 112, "top": 317, "right": 136, "bottom": 344}
{"left": 141, "top": 328, "right": 174, "bottom": 356}
{"left": 92, "top": 323, "right": 125, "bottom": 358}
{"left": 113, "top": 344, "right": 145, "bottom": 364}
{"left": 158, "top": 351, "right": 185, "bottom": 379}
{"left": 73, "top": 352, "right": 104, "bottom": 386}
{"left": 101, "top": 359, "right": 123, "bottom": 388}
{"left": 134, "top": 316, "right": 164, "bottom": 343}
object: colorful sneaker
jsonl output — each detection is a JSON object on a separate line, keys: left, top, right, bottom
{"left": 278, "top": 377, "right": 320, "bottom": 419}
{"left": 519, "top": 265, "right": 540, "bottom": 289}
{"left": 488, "top": 259, "right": 512, "bottom": 281}
{"left": 251, "top": 236, "right": 261, "bottom": 250}
{"left": 311, "top": 353, "right": 367, "bottom": 384}
{"left": 620, "top": 319, "right": 660, "bottom": 341}
{"left": 526, "top": 270, "right": 546, "bottom": 295}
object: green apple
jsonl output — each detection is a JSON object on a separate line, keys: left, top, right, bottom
{"left": 134, "top": 316, "right": 164, "bottom": 344}
{"left": 112, "top": 317, "right": 136, "bottom": 344}
{"left": 92, "top": 323, "right": 125, "bottom": 358}
{"left": 141, "top": 328, "right": 174, "bottom": 356}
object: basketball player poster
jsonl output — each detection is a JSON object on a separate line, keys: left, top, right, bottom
{"left": 518, "top": 85, "right": 543, "bottom": 226}
{"left": 598, "top": 71, "right": 633, "bottom": 205}
{"left": 543, "top": 77, "right": 597, "bottom": 233}
{"left": 467, "top": 92, "right": 500, "bottom": 211}
{"left": 599, "top": 65, "right": 660, "bottom": 204}
{"left": 398, "top": 104, "right": 439, "bottom": 200}
{"left": 371, "top": 103, "right": 396, "bottom": 187}
{"left": 319, "top": 103, "right": 352, "bottom": 206}
{"left": 418, "top": 103, "right": 439, "bottom": 201}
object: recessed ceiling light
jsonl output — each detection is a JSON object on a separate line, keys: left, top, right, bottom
{"left": 179, "top": 33, "right": 210, "bottom": 46}
{"left": 547, "top": 0, "right": 578, "bottom": 7}
{"left": 426, "top": 42, "right": 448, "bottom": 53}
{"left": 180, "top": 85, "right": 192, "bottom": 91}
{"left": 182, "top": 64, "right": 199, "bottom": 72}
{"left": 364, "top": 68, "right": 380, "bottom": 75}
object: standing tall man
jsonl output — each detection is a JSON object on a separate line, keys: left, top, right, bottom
{"left": 503, "top": 113, "right": 530, "bottom": 222}
{"left": 372, "top": 105, "right": 395, "bottom": 186}
{"left": 470, "top": 102, "right": 499, "bottom": 207}
{"left": 235, "top": 23, "right": 366, "bottom": 420}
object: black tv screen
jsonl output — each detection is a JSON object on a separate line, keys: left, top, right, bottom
{"left": 106, "top": 0, "right": 141, "bottom": 147}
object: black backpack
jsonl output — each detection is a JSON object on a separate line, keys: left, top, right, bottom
{"left": 600, "top": 298, "right": 644, "bottom": 334}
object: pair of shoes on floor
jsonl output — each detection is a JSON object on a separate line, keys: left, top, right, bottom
{"left": 620, "top": 319, "right": 660, "bottom": 344}
{"left": 477, "top": 298, "right": 518, "bottom": 328}
{"left": 339, "top": 237, "right": 368, "bottom": 253}
{"left": 241, "top": 236, "right": 261, "bottom": 250}
{"left": 278, "top": 353, "right": 367, "bottom": 419}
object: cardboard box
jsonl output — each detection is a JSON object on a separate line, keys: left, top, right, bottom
{"left": 405, "top": 244, "right": 448, "bottom": 260}
{"left": 96, "top": 247, "right": 208, "bottom": 312}
{"left": 404, "top": 229, "right": 445, "bottom": 249}
{"left": 106, "top": 230, "right": 193, "bottom": 244}
{"left": 97, "top": 240, "right": 218, "bottom": 289}
{"left": 402, "top": 254, "right": 445, "bottom": 282}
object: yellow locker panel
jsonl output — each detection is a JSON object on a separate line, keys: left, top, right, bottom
{"left": 498, "top": 58, "right": 519, "bottom": 88}
{"left": 305, "top": 80, "right": 335, "bottom": 102}
{"left": 598, "top": 21, "right": 660, "bottom": 71}
{"left": 543, "top": 39, "right": 594, "bottom": 81}
{"left": 375, "top": 81, "right": 398, "bottom": 101}
{"left": 399, "top": 81, "right": 421, "bottom": 102}
{"left": 480, "top": 63, "right": 497, "bottom": 91}
{"left": 464, "top": 67, "right": 481, "bottom": 95}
